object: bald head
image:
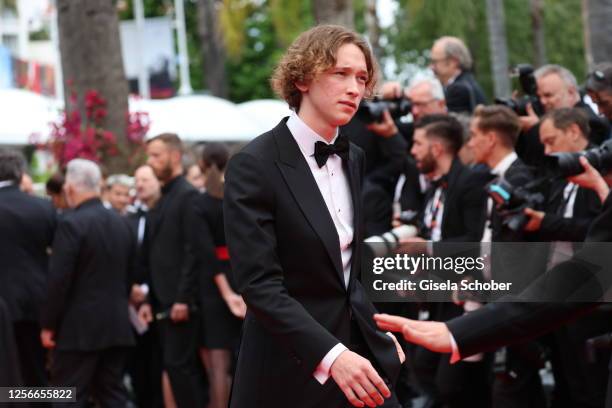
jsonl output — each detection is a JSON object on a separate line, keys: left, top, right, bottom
{"left": 134, "top": 165, "right": 160, "bottom": 206}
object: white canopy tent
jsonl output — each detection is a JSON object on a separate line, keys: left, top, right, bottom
{"left": 0, "top": 89, "right": 61, "bottom": 145}
{"left": 237, "top": 99, "right": 292, "bottom": 135}
{"left": 134, "top": 95, "right": 263, "bottom": 142}
{"left": 0, "top": 90, "right": 288, "bottom": 145}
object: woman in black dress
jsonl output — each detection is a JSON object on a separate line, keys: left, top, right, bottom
{"left": 195, "top": 143, "right": 246, "bottom": 408}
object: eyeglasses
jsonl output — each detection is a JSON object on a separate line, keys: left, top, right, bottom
{"left": 429, "top": 57, "right": 448, "bottom": 65}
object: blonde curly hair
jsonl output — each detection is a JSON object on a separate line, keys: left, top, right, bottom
{"left": 271, "top": 25, "right": 378, "bottom": 110}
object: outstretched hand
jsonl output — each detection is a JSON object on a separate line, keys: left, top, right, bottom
{"left": 374, "top": 313, "right": 452, "bottom": 354}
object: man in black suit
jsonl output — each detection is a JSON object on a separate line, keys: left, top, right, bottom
{"left": 41, "top": 158, "right": 134, "bottom": 407}
{"left": 0, "top": 149, "right": 56, "bottom": 388}
{"left": 429, "top": 36, "right": 487, "bottom": 114}
{"left": 126, "top": 164, "right": 163, "bottom": 408}
{"left": 138, "top": 133, "right": 202, "bottom": 408}
{"left": 517, "top": 64, "right": 611, "bottom": 167}
{"left": 403, "top": 115, "right": 489, "bottom": 407}
{"left": 224, "top": 25, "right": 405, "bottom": 408}
{"left": 521, "top": 107, "right": 608, "bottom": 407}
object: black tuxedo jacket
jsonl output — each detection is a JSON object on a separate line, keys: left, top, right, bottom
{"left": 144, "top": 176, "right": 199, "bottom": 308}
{"left": 41, "top": 198, "right": 134, "bottom": 351}
{"left": 224, "top": 119, "right": 402, "bottom": 408}
{"left": 539, "top": 178, "right": 601, "bottom": 242}
{"left": 445, "top": 71, "right": 487, "bottom": 114}
{"left": 0, "top": 185, "right": 56, "bottom": 322}
{"left": 446, "top": 192, "right": 612, "bottom": 359}
{"left": 437, "top": 158, "right": 488, "bottom": 242}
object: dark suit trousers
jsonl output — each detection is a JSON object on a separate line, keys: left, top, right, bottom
{"left": 157, "top": 316, "right": 204, "bottom": 408}
{"left": 14, "top": 321, "right": 48, "bottom": 387}
{"left": 50, "top": 347, "right": 128, "bottom": 408}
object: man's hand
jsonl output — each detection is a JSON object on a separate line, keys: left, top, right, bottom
{"left": 170, "top": 303, "right": 189, "bottom": 323}
{"left": 366, "top": 110, "right": 399, "bottom": 138}
{"left": 330, "top": 350, "right": 391, "bottom": 407}
{"left": 523, "top": 208, "right": 545, "bottom": 231}
{"left": 374, "top": 313, "right": 452, "bottom": 353}
{"left": 224, "top": 293, "right": 247, "bottom": 319}
{"left": 568, "top": 156, "right": 610, "bottom": 203}
{"left": 519, "top": 103, "right": 539, "bottom": 131}
{"left": 130, "top": 284, "right": 146, "bottom": 305}
{"left": 387, "top": 332, "right": 406, "bottom": 364}
{"left": 40, "top": 329, "right": 56, "bottom": 349}
{"left": 380, "top": 82, "right": 403, "bottom": 99}
{"left": 138, "top": 303, "right": 153, "bottom": 324}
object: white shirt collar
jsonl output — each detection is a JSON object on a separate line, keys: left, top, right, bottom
{"left": 0, "top": 180, "right": 15, "bottom": 189}
{"left": 286, "top": 111, "right": 339, "bottom": 158}
{"left": 491, "top": 151, "right": 518, "bottom": 178}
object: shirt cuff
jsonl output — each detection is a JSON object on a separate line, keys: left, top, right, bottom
{"left": 313, "top": 343, "right": 348, "bottom": 385}
{"left": 449, "top": 331, "right": 461, "bottom": 364}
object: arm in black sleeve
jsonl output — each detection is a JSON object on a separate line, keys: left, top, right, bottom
{"left": 41, "top": 218, "right": 81, "bottom": 330}
{"left": 176, "top": 190, "right": 200, "bottom": 304}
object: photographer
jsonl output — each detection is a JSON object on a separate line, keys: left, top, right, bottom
{"left": 586, "top": 62, "right": 612, "bottom": 123}
{"left": 345, "top": 81, "right": 410, "bottom": 237}
{"left": 516, "top": 64, "right": 610, "bottom": 167}
{"left": 402, "top": 115, "right": 490, "bottom": 408}
{"left": 468, "top": 105, "right": 549, "bottom": 408}
{"left": 382, "top": 78, "right": 448, "bottom": 148}
{"left": 522, "top": 108, "right": 610, "bottom": 408}
{"left": 523, "top": 108, "right": 602, "bottom": 244}
{"left": 342, "top": 82, "right": 409, "bottom": 185}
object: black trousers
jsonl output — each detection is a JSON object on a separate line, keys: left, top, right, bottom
{"left": 50, "top": 347, "right": 128, "bottom": 408}
{"left": 157, "top": 316, "right": 204, "bottom": 408}
{"left": 126, "top": 325, "right": 164, "bottom": 408}
{"left": 13, "top": 321, "right": 48, "bottom": 387}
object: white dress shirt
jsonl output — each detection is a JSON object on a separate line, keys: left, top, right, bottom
{"left": 286, "top": 112, "right": 354, "bottom": 384}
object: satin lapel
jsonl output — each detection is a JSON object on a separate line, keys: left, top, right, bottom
{"left": 345, "top": 144, "right": 362, "bottom": 291}
{"left": 273, "top": 121, "right": 346, "bottom": 287}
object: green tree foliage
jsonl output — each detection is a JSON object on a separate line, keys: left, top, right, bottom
{"left": 387, "top": 0, "right": 586, "bottom": 99}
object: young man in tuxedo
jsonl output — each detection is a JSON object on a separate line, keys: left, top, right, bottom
{"left": 224, "top": 25, "right": 405, "bottom": 408}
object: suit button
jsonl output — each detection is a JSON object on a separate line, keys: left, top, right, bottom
{"left": 294, "top": 357, "right": 302, "bottom": 365}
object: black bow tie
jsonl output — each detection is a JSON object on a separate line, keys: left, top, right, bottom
{"left": 313, "top": 134, "right": 349, "bottom": 168}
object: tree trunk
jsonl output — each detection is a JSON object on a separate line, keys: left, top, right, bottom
{"left": 197, "top": 0, "right": 228, "bottom": 98}
{"left": 485, "top": 0, "right": 510, "bottom": 98}
{"left": 530, "top": 0, "right": 546, "bottom": 67}
{"left": 364, "top": 0, "right": 382, "bottom": 61}
{"left": 312, "top": 0, "right": 354, "bottom": 29}
{"left": 56, "top": 0, "right": 129, "bottom": 172}
{"left": 582, "top": 0, "right": 612, "bottom": 68}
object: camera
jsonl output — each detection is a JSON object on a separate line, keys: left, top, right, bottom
{"left": 545, "top": 139, "right": 612, "bottom": 177}
{"left": 494, "top": 64, "right": 545, "bottom": 117}
{"left": 487, "top": 178, "right": 546, "bottom": 231}
{"left": 364, "top": 224, "right": 418, "bottom": 257}
{"left": 356, "top": 96, "right": 412, "bottom": 123}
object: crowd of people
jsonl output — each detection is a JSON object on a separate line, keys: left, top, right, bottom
{"left": 2, "top": 25, "right": 612, "bottom": 408}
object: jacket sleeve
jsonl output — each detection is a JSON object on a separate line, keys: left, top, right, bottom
{"left": 176, "top": 189, "right": 200, "bottom": 304}
{"left": 41, "top": 217, "right": 81, "bottom": 330}
{"left": 224, "top": 152, "right": 339, "bottom": 374}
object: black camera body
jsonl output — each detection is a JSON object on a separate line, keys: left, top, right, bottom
{"left": 356, "top": 96, "right": 412, "bottom": 123}
{"left": 495, "top": 64, "right": 545, "bottom": 117}
{"left": 487, "top": 177, "right": 546, "bottom": 232}
{"left": 545, "top": 139, "right": 612, "bottom": 177}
